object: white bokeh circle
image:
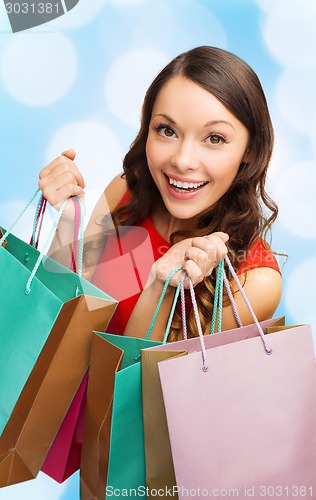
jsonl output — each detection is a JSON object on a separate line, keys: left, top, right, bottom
{"left": 285, "top": 258, "right": 316, "bottom": 328}
{"left": 47, "top": 0, "right": 106, "bottom": 29}
{"left": 1, "top": 33, "right": 77, "bottom": 106}
{"left": 46, "top": 120, "right": 123, "bottom": 192}
{"left": 104, "top": 49, "right": 169, "bottom": 127}
{"left": 275, "top": 67, "right": 316, "bottom": 134}
{"left": 263, "top": 0, "right": 316, "bottom": 67}
{"left": 269, "top": 161, "right": 316, "bottom": 239}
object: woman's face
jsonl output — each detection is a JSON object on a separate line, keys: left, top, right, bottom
{"left": 146, "top": 75, "right": 250, "bottom": 224}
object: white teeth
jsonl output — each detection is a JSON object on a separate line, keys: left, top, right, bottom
{"left": 168, "top": 177, "right": 206, "bottom": 189}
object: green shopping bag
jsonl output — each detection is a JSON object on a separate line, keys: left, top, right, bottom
{"left": 80, "top": 267, "right": 182, "bottom": 500}
{"left": 0, "top": 191, "right": 117, "bottom": 486}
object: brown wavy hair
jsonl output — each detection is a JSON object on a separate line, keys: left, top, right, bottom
{"left": 108, "top": 46, "right": 278, "bottom": 340}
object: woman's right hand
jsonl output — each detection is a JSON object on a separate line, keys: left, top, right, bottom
{"left": 38, "top": 149, "right": 85, "bottom": 212}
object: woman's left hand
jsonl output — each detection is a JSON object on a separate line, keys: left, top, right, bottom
{"left": 183, "top": 232, "right": 229, "bottom": 285}
{"left": 153, "top": 231, "right": 229, "bottom": 288}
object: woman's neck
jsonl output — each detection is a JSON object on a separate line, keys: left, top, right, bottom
{"left": 152, "top": 206, "right": 198, "bottom": 241}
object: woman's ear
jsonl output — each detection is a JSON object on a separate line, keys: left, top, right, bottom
{"left": 242, "top": 146, "right": 252, "bottom": 164}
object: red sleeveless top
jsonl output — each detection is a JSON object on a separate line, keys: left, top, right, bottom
{"left": 92, "top": 192, "right": 280, "bottom": 335}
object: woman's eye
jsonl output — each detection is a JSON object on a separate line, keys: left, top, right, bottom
{"left": 164, "top": 127, "right": 174, "bottom": 137}
{"left": 207, "top": 134, "right": 225, "bottom": 144}
{"left": 155, "top": 125, "right": 175, "bottom": 137}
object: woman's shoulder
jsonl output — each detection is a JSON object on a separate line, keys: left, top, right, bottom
{"left": 237, "top": 238, "right": 281, "bottom": 275}
{"left": 103, "top": 173, "right": 128, "bottom": 212}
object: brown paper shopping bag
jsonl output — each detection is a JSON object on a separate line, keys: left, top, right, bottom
{"left": 141, "top": 349, "right": 185, "bottom": 498}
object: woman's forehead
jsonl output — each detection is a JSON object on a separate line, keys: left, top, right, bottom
{"left": 151, "top": 75, "right": 246, "bottom": 132}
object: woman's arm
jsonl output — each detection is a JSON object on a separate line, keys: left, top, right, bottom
{"left": 82, "top": 174, "right": 127, "bottom": 280}
{"left": 38, "top": 149, "right": 126, "bottom": 277}
{"left": 220, "top": 267, "right": 282, "bottom": 331}
{"left": 124, "top": 264, "right": 282, "bottom": 341}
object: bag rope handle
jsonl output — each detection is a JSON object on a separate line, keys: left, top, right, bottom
{"left": 134, "top": 266, "right": 183, "bottom": 361}
{"left": 25, "top": 196, "right": 85, "bottom": 293}
{"left": 25, "top": 198, "right": 69, "bottom": 294}
{"left": 181, "top": 261, "right": 224, "bottom": 341}
{"left": 30, "top": 194, "right": 84, "bottom": 276}
{"left": 145, "top": 265, "right": 182, "bottom": 342}
{"left": 184, "top": 256, "right": 272, "bottom": 371}
{"left": 0, "top": 188, "right": 41, "bottom": 246}
{"left": 0, "top": 188, "right": 85, "bottom": 293}
{"left": 210, "top": 260, "right": 224, "bottom": 334}
{"left": 71, "top": 196, "right": 84, "bottom": 275}
{"left": 30, "top": 194, "right": 47, "bottom": 248}
{"left": 223, "top": 271, "right": 243, "bottom": 327}
{"left": 180, "top": 271, "right": 208, "bottom": 372}
{"left": 224, "top": 256, "right": 272, "bottom": 355}
{"left": 181, "top": 260, "right": 237, "bottom": 340}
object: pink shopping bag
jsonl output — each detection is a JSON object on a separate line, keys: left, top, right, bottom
{"left": 41, "top": 372, "right": 88, "bottom": 483}
{"left": 157, "top": 264, "right": 316, "bottom": 496}
{"left": 40, "top": 197, "right": 89, "bottom": 483}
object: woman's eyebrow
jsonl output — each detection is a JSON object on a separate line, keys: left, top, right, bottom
{"left": 153, "top": 114, "right": 235, "bottom": 132}
{"left": 204, "top": 120, "right": 235, "bottom": 131}
{"left": 152, "top": 113, "right": 176, "bottom": 124}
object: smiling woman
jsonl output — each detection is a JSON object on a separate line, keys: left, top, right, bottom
{"left": 38, "top": 46, "right": 282, "bottom": 342}
{"left": 146, "top": 76, "right": 250, "bottom": 225}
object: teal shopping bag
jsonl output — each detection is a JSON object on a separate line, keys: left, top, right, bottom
{"left": 80, "top": 334, "right": 162, "bottom": 500}
{"left": 0, "top": 192, "right": 117, "bottom": 486}
{"left": 80, "top": 267, "right": 182, "bottom": 500}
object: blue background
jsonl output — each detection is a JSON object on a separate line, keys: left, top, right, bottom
{"left": 1, "top": 0, "right": 316, "bottom": 498}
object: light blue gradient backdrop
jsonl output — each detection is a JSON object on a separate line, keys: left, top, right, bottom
{"left": 0, "top": 0, "right": 315, "bottom": 498}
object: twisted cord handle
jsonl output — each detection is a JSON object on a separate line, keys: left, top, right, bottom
{"left": 180, "top": 272, "right": 187, "bottom": 340}
{"left": 224, "top": 256, "right": 272, "bottom": 354}
{"left": 181, "top": 256, "right": 272, "bottom": 372}
{"left": 223, "top": 271, "right": 243, "bottom": 327}
{"left": 0, "top": 188, "right": 41, "bottom": 246}
{"left": 210, "top": 260, "right": 224, "bottom": 334}
{"left": 145, "top": 266, "right": 182, "bottom": 341}
{"left": 187, "top": 275, "right": 209, "bottom": 372}
{"left": 181, "top": 260, "right": 237, "bottom": 339}
{"left": 25, "top": 199, "right": 69, "bottom": 294}
{"left": 30, "top": 194, "right": 47, "bottom": 248}
{"left": 71, "top": 197, "right": 85, "bottom": 276}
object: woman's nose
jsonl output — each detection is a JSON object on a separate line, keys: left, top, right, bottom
{"left": 171, "top": 140, "right": 200, "bottom": 172}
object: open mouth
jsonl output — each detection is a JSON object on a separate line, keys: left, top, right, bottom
{"left": 166, "top": 174, "right": 209, "bottom": 194}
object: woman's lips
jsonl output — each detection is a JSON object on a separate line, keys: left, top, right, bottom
{"left": 164, "top": 174, "right": 209, "bottom": 200}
